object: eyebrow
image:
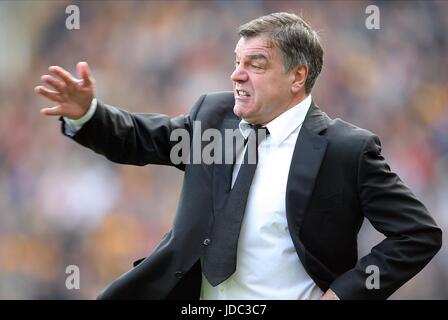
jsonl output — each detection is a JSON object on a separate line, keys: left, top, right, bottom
{"left": 246, "top": 54, "right": 268, "bottom": 61}
{"left": 235, "top": 54, "right": 268, "bottom": 62}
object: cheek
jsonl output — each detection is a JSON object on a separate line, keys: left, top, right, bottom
{"left": 255, "top": 84, "right": 278, "bottom": 103}
{"left": 251, "top": 75, "right": 288, "bottom": 106}
{"left": 272, "top": 79, "right": 291, "bottom": 98}
{"left": 254, "top": 75, "right": 285, "bottom": 95}
{"left": 252, "top": 80, "right": 270, "bottom": 100}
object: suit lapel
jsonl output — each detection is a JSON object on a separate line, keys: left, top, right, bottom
{"left": 285, "top": 102, "right": 330, "bottom": 288}
{"left": 286, "top": 102, "right": 328, "bottom": 229}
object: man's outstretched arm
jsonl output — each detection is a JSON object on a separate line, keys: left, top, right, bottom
{"left": 35, "top": 62, "right": 200, "bottom": 169}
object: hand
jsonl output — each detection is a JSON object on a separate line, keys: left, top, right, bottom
{"left": 320, "top": 288, "right": 339, "bottom": 300}
{"left": 35, "top": 62, "right": 95, "bottom": 119}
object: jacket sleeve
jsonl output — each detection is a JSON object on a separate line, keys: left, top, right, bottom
{"left": 60, "top": 94, "right": 206, "bottom": 170}
{"left": 330, "top": 134, "right": 442, "bottom": 299}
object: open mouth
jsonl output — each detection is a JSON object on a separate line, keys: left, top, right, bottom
{"left": 236, "top": 89, "right": 250, "bottom": 97}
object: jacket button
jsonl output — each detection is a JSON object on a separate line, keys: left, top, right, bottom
{"left": 203, "top": 238, "right": 211, "bottom": 246}
{"left": 175, "top": 271, "right": 184, "bottom": 279}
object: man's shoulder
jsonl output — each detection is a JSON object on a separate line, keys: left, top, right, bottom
{"left": 202, "top": 91, "right": 235, "bottom": 104}
{"left": 192, "top": 91, "right": 236, "bottom": 123}
{"left": 326, "top": 116, "right": 374, "bottom": 139}
{"left": 200, "top": 91, "right": 235, "bottom": 113}
{"left": 321, "top": 111, "right": 377, "bottom": 152}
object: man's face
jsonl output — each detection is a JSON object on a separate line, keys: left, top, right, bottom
{"left": 231, "top": 35, "right": 297, "bottom": 125}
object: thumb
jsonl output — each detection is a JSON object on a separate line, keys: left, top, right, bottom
{"left": 77, "top": 61, "right": 92, "bottom": 87}
{"left": 40, "top": 105, "right": 62, "bottom": 117}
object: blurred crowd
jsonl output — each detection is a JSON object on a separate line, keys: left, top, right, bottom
{"left": 0, "top": 0, "right": 446, "bottom": 299}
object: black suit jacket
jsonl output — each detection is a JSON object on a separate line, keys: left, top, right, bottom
{"left": 64, "top": 91, "right": 442, "bottom": 300}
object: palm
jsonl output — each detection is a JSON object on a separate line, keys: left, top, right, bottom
{"left": 35, "top": 62, "right": 95, "bottom": 119}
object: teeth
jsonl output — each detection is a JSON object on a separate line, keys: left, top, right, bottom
{"left": 237, "top": 90, "right": 249, "bottom": 97}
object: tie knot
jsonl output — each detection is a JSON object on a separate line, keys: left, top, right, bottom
{"left": 251, "top": 124, "right": 269, "bottom": 133}
{"left": 249, "top": 124, "right": 269, "bottom": 138}
{"left": 247, "top": 124, "right": 269, "bottom": 146}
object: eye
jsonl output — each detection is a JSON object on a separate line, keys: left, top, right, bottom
{"left": 234, "top": 61, "right": 240, "bottom": 68}
{"left": 251, "top": 64, "right": 262, "bottom": 69}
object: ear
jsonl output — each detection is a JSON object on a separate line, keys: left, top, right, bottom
{"left": 291, "top": 65, "right": 308, "bottom": 94}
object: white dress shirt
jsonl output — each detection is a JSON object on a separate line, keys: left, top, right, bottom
{"left": 200, "top": 94, "right": 323, "bottom": 300}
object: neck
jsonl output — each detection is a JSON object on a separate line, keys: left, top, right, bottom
{"left": 258, "top": 93, "right": 309, "bottom": 126}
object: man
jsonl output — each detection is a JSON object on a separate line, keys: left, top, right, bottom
{"left": 35, "top": 12, "right": 441, "bottom": 300}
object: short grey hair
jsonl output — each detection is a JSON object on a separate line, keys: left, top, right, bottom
{"left": 238, "top": 12, "right": 323, "bottom": 94}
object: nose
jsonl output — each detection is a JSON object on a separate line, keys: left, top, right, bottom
{"left": 230, "top": 65, "right": 248, "bottom": 82}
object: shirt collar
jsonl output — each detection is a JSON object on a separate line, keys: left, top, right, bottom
{"left": 239, "top": 94, "right": 312, "bottom": 145}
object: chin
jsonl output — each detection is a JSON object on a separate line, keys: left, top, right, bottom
{"left": 233, "top": 105, "right": 244, "bottom": 118}
{"left": 234, "top": 103, "right": 252, "bottom": 118}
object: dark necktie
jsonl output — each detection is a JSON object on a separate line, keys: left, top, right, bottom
{"left": 202, "top": 125, "right": 269, "bottom": 286}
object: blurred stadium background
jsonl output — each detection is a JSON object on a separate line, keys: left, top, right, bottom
{"left": 0, "top": 0, "right": 447, "bottom": 299}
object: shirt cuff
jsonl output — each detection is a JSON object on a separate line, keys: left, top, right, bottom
{"left": 63, "top": 98, "right": 97, "bottom": 136}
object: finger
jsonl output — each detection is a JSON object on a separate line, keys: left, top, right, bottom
{"left": 40, "top": 105, "right": 62, "bottom": 116}
{"left": 77, "top": 61, "right": 92, "bottom": 86}
{"left": 34, "top": 85, "right": 63, "bottom": 102}
{"left": 48, "top": 66, "right": 76, "bottom": 87}
{"left": 41, "top": 75, "right": 66, "bottom": 92}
